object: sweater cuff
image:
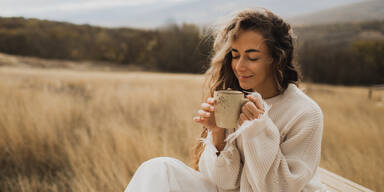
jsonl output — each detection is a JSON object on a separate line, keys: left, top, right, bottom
{"left": 225, "top": 91, "right": 273, "bottom": 144}
{"left": 200, "top": 130, "right": 238, "bottom": 167}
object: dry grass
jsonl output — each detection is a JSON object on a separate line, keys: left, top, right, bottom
{"left": 0, "top": 66, "right": 382, "bottom": 192}
{"left": 305, "top": 83, "right": 384, "bottom": 191}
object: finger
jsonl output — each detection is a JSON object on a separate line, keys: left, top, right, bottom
{"left": 243, "top": 102, "right": 264, "bottom": 119}
{"left": 247, "top": 95, "right": 264, "bottom": 111}
{"left": 245, "top": 102, "right": 264, "bottom": 118}
{"left": 207, "top": 97, "right": 216, "bottom": 105}
{"left": 198, "top": 109, "right": 211, "bottom": 118}
{"left": 193, "top": 116, "right": 202, "bottom": 122}
{"left": 242, "top": 101, "right": 256, "bottom": 113}
{"left": 239, "top": 113, "right": 247, "bottom": 124}
{"left": 239, "top": 113, "right": 245, "bottom": 121}
{"left": 196, "top": 116, "right": 206, "bottom": 121}
{"left": 227, "top": 88, "right": 232, "bottom": 90}
{"left": 201, "top": 103, "right": 215, "bottom": 112}
{"left": 192, "top": 117, "right": 200, "bottom": 121}
{"left": 256, "top": 110, "right": 264, "bottom": 118}
{"left": 242, "top": 103, "right": 255, "bottom": 119}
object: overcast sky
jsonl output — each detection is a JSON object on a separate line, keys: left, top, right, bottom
{"left": 0, "top": 0, "right": 366, "bottom": 29}
{"left": 0, "top": 0, "right": 186, "bottom": 15}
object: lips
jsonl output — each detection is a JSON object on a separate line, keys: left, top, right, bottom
{"left": 238, "top": 75, "right": 254, "bottom": 80}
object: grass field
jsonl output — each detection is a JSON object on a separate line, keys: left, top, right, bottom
{"left": 0, "top": 66, "right": 382, "bottom": 191}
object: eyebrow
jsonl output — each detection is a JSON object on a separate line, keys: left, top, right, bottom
{"left": 231, "top": 48, "right": 260, "bottom": 53}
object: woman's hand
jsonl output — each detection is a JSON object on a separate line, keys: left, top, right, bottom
{"left": 193, "top": 97, "right": 221, "bottom": 131}
{"left": 239, "top": 94, "right": 265, "bottom": 125}
{"left": 194, "top": 95, "right": 227, "bottom": 153}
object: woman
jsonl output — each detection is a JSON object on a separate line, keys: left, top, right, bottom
{"left": 125, "top": 8, "right": 328, "bottom": 192}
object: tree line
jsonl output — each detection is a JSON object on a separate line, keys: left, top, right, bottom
{"left": 295, "top": 21, "right": 384, "bottom": 85}
{"left": 0, "top": 17, "right": 383, "bottom": 85}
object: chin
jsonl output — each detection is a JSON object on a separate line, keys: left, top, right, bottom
{"left": 239, "top": 83, "right": 252, "bottom": 90}
{"left": 240, "top": 81, "right": 260, "bottom": 91}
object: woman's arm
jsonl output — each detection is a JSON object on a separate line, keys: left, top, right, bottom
{"left": 240, "top": 106, "right": 323, "bottom": 192}
{"left": 193, "top": 95, "right": 242, "bottom": 190}
{"left": 212, "top": 128, "right": 226, "bottom": 155}
{"left": 199, "top": 128, "right": 242, "bottom": 190}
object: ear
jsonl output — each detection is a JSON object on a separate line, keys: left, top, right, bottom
{"left": 267, "top": 57, "right": 274, "bottom": 65}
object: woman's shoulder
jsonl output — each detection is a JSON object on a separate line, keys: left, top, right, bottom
{"left": 279, "top": 83, "right": 323, "bottom": 118}
{"left": 275, "top": 83, "right": 324, "bottom": 136}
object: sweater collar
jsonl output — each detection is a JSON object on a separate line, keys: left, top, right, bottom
{"left": 264, "top": 83, "right": 295, "bottom": 104}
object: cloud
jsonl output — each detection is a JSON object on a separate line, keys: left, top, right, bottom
{"left": 0, "top": 0, "right": 185, "bottom": 16}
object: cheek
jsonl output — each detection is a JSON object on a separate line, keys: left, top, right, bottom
{"left": 249, "top": 62, "right": 270, "bottom": 80}
{"left": 231, "top": 59, "right": 269, "bottom": 77}
{"left": 231, "top": 61, "right": 237, "bottom": 73}
{"left": 249, "top": 62, "right": 264, "bottom": 74}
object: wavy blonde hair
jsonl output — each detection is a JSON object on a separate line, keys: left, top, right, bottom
{"left": 191, "top": 8, "right": 303, "bottom": 171}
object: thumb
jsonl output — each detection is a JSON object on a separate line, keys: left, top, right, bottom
{"left": 247, "top": 94, "right": 264, "bottom": 110}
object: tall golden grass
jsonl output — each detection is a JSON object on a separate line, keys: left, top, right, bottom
{"left": 0, "top": 66, "right": 382, "bottom": 191}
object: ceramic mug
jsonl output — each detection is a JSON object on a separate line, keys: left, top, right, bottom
{"left": 214, "top": 90, "right": 249, "bottom": 129}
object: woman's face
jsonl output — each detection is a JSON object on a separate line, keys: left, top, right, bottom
{"left": 231, "top": 30, "right": 274, "bottom": 91}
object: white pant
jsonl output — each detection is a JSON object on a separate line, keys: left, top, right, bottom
{"left": 124, "top": 157, "right": 218, "bottom": 192}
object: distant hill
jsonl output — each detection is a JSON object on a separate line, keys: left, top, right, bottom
{"left": 294, "top": 20, "right": 384, "bottom": 46}
{"left": 289, "top": 0, "right": 384, "bottom": 26}
{"left": 122, "top": 0, "right": 364, "bottom": 29}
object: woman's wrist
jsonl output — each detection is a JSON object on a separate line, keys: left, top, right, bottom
{"left": 202, "top": 126, "right": 226, "bottom": 151}
{"left": 203, "top": 125, "right": 225, "bottom": 134}
{"left": 211, "top": 126, "right": 225, "bottom": 133}
{"left": 212, "top": 128, "right": 226, "bottom": 151}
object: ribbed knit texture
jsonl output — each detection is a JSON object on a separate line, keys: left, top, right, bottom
{"left": 198, "top": 83, "right": 328, "bottom": 192}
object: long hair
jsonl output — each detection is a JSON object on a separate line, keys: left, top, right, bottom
{"left": 191, "top": 8, "right": 303, "bottom": 171}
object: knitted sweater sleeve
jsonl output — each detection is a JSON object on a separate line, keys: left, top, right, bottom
{"left": 225, "top": 92, "right": 324, "bottom": 192}
{"left": 198, "top": 129, "right": 242, "bottom": 190}
{"left": 199, "top": 91, "right": 324, "bottom": 192}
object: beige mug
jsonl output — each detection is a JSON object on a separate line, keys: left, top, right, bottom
{"left": 214, "top": 90, "right": 249, "bottom": 129}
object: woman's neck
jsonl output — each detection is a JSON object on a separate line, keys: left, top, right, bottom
{"left": 252, "top": 79, "right": 279, "bottom": 100}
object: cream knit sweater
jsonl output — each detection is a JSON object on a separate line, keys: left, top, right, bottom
{"left": 198, "top": 83, "right": 329, "bottom": 192}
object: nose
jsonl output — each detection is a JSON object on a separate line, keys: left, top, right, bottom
{"left": 234, "top": 56, "right": 248, "bottom": 73}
